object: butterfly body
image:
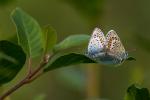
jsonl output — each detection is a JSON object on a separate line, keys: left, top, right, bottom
{"left": 87, "top": 28, "right": 128, "bottom": 65}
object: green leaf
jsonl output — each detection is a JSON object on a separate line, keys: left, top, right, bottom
{"left": 124, "top": 84, "right": 150, "bottom": 100}
{"left": 44, "top": 53, "right": 95, "bottom": 72}
{"left": 43, "top": 25, "right": 57, "bottom": 53}
{"left": 11, "top": 7, "right": 43, "bottom": 58}
{"left": 53, "top": 34, "right": 90, "bottom": 52}
{"left": 0, "top": 40, "right": 26, "bottom": 85}
{"left": 126, "top": 57, "right": 136, "bottom": 61}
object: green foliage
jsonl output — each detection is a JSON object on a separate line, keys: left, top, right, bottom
{"left": 0, "top": 40, "right": 26, "bottom": 85}
{"left": 53, "top": 34, "right": 90, "bottom": 53}
{"left": 11, "top": 8, "right": 44, "bottom": 58}
{"left": 43, "top": 25, "right": 57, "bottom": 53}
{"left": 124, "top": 84, "right": 150, "bottom": 100}
{"left": 44, "top": 53, "right": 95, "bottom": 72}
{"left": 0, "top": 7, "right": 95, "bottom": 86}
{"left": 0, "top": 7, "right": 138, "bottom": 100}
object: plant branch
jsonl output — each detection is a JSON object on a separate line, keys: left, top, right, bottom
{"left": 0, "top": 55, "right": 49, "bottom": 100}
{"left": 25, "top": 72, "right": 43, "bottom": 84}
{"left": 0, "top": 77, "right": 27, "bottom": 100}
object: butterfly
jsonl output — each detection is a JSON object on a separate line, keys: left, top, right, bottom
{"left": 86, "top": 27, "right": 128, "bottom": 65}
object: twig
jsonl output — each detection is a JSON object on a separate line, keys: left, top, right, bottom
{"left": 0, "top": 77, "right": 27, "bottom": 100}
{"left": 0, "top": 55, "right": 50, "bottom": 100}
{"left": 25, "top": 72, "right": 43, "bottom": 84}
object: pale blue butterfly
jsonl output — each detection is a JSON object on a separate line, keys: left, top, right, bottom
{"left": 86, "top": 27, "right": 128, "bottom": 65}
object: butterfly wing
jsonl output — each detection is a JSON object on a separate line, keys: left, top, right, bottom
{"left": 87, "top": 27, "right": 106, "bottom": 58}
{"left": 106, "top": 30, "right": 127, "bottom": 60}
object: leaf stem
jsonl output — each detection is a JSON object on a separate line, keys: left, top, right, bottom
{"left": 27, "top": 57, "right": 32, "bottom": 75}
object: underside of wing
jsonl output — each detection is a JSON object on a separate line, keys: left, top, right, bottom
{"left": 105, "top": 30, "right": 126, "bottom": 59}
{"left": 87, "top": 27, "right": 106, "bottom": 57}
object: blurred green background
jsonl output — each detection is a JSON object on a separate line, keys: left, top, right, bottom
{"left": 0, "top": 0, "right": 150, "bottom": 100}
